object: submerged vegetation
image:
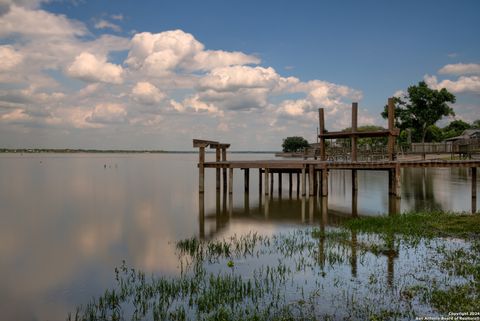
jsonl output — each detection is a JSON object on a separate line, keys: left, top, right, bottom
{"left": 68, "top": 212, "right": 480, "bottom": 321}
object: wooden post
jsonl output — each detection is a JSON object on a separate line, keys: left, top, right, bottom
{"left": 387, "top": 98, "right": 395, "bottom": 161}
{"left": 322, "top": 169, "right": 329, "bottom": 197}
{"left": 222, "top": 148, "right": 227, "bottom": 193}
{"left": 394, "top": 163, "right": 401, "bottom": 198}
{"left": 352, "top": 190, "right": 358, "bottom": 217}
{"left": 258, "top": 169, "right": 262, "bottom": 195}
{"left": 216, "top": 147, "right": 221, "bottom": 191}
{"left": 289, "top": 172, "right": 293, "bottom": 197}
{"left": 264, "top": 168, "right": 269, "bottom": 196}
{"left": 301, "top": 167, "right": 306, "bottom": 196}
{"left": 270, "top": 170, "right": 274, "bottom": 195}
{"left": 244, "top": 168, "right": 249, "bottom": 193}
{"left": 228, "top": 167, "right": 233, "bottom": 195}
{"left": 319, "top": 108, "right": 326, "bottom": 161}
{"left": 351, "top": 102, "right": 358, "bottom": 162}
{"left": 473, "top": 167, "right": 477, "bottom": 213}
{"left": 199, "top": 146, "right": 205, "bottom": 193}
{"left": 278, "top": 172, "right": 282, "bottom": 196}
{"left": 352, "top": 169, "right": 358, "bottom": 192}
{"left": 199, "top": 193, "right": 205, "bottom": 239}
{"left": 309, "top": 165, "right": 315, "bottom": 196}
{"left": 296, "top": 172, "right": 300, "bottom": 197}
{"left": 388, "top": 169, "right": 394, "bottom": 195}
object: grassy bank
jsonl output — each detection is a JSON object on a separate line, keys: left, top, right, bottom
{"left": 68, "top": 211, "right": 480, "bottom": 321}
{"left": 342, "top": 211, "right": 480, "bottom": 238}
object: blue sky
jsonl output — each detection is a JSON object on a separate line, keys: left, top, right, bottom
{"left": 0, "top": 0, "right": 479, "bottom": 150}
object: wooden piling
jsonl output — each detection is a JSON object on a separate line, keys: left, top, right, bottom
{"left": 244, "top": 168, "right": 249, "bottom": 193}
{"left": 264, "top": 168, "right": 269, "bottom": 196}
{"left": 270, "top": 171, "right": 274, "bottom": 195}
{"left": 473, "top": 167, "right": 477, "bottom": 213}
{"left": 352, "top": 170, "right": 358, "bottom": 192}
{"left": 289, "top": 172, "right": 293, "bottom": 197}
{"left": 278, "top": 172, "right": 282, "bottom": 196}
{"left": 296, "top": 172, "right": 300, "bottom": 197}
{"left": 394, "top": 163, "right": 401, "bottom": 198}
{"left": 222, "top": 147, "right": 227, "bottom": 193}
{"left": 309, "top": 165, "right": 315, "bottom": 196}
{"left": 301, "top": 167, "right": 306, "bottom": 196}
{"left": 215, "top": 147, "right": 221, "bottom": 191}
{"left": 228, "top": 167, "right": 233, "bottom": 195}
{"left": 321, "top": 170, "right": 328, "bottom": 196}
{"left": 199, "top": 146, "right": 205, "bottom": 193}
{"left": 259, "top": 169, "right": 262, "bottom": 195}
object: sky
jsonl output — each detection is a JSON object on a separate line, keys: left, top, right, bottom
{"left": 0, "top": 0, "right": 479, "bottom": 150}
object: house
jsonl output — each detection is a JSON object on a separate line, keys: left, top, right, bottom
{"left": 444, "top": 129, "right": 480, "bottom": 142}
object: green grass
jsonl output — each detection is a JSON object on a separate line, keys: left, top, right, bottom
{"left": 68, "top": 211, "right": 480, "bottom": 321}
{"left": 341, "top": 211, "right": 480, "bottom": 239}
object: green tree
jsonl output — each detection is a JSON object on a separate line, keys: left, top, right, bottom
{"left": 442, "top": 119, "right": 471, "bottom": 140}
{"left": 473, "top": 120, "right": 480, "bottom": 129}
{"left": 282, "top": 136, "right": 310, "bottom": 152}
{"left": 382, "top": 81, "right": 456, "bottom": 143}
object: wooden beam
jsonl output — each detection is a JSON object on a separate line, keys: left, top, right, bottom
{"left": 193, "top": 139, "right": 218, "bottom": 148}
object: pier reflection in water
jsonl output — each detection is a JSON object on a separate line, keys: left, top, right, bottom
{"left": 199, "top": 187, "right": 399, "bottom": 285}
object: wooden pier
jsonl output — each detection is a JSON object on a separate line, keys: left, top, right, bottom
{"left": 194, "top": 98, "right": 479, "bottom": 214}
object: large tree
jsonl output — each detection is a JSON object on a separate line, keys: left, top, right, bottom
{"left": 282, "top": 136, "right": 310, "bottom": 152}
{"left": 382, "top": 81, "right": 456, "bottom": 143}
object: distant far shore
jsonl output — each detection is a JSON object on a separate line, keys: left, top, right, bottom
{"left": 0, "top": 148, "right": 277, "bottom": 154}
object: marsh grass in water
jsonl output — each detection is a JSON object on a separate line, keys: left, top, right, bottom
{"left": 68, "top": 213, "right": 480, "bottom": 321}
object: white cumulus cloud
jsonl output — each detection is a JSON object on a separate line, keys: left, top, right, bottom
{"left": 0, "top": 45, "right": 23, "bottom": 71}
{"left": 125, "top": 30, "right": 259, "bottom": 76}
{"left": 86, "top": 103, "right": 128, "bottom": 124}
{"left": 425, "top": 74, "right": 480, "bottom": 94}
{"left": 67, "top": 52, "right": 124, "bottom": 84}
{"left": 438, "top": 63, "right": 480, "bottom": 76}
{"left": 131, "top": 82, "right": 165, "bottom": 105}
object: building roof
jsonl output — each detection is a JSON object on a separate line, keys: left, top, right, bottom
{"left": 444, "top": 129, "right": 480, "bottom": 141}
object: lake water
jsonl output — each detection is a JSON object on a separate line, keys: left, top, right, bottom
{"left": 0, "top": 153, "right": 478, "bottom": 320}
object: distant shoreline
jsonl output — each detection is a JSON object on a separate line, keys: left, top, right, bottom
{"left": 0, "top": 149, "right": 277, "bottom": 154}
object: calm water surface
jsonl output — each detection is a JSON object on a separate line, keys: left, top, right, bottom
{"left": 0, "top": 153, "right": 478, "bottom": 320}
